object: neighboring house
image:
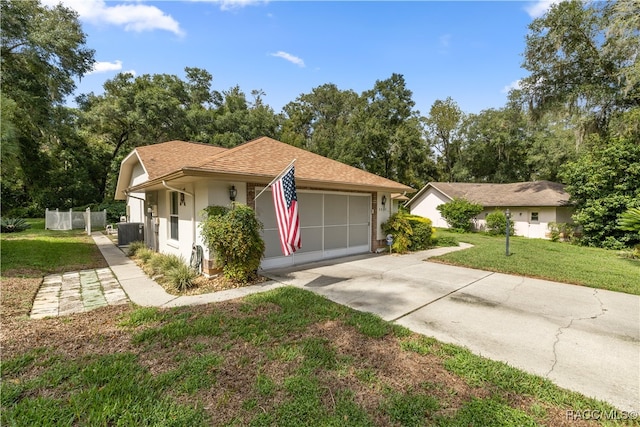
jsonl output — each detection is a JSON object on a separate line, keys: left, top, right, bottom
{"left": 115, "top": 136, "right": 413, "bottom": 271}
{"left": 406, "top": 181, "right": 574, "bottom": 239}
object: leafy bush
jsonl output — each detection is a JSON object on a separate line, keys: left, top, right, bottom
{"left": 381, "top": 213, "right": 412, "bottom": 253}
{"left": 561, "top": 138, "right": 640, "bottom": 248}
{"left": 547, "top": 222, "right": 575, "bottom": 242}
{"left": 1, "top": 218, "right": 31, "bottom": 233}
{"left": 437, "top": 198, "right": 483, "bottom": 232}
{"left": 166, "top": 263, "right": 197, "bottom": 292}
{"left": 200, "top": 204, "right": 265, "bottom": 283}
{"left": 485, "top": 210, "right": 514, "bottom": 236}
{"left": 406, "top": 215, "right": 434, "bottom": 250}
{"left": 382, "top": 213, "right": 434, "bottom": 253}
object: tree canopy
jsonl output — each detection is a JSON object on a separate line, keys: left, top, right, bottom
{"left": 2, "top": 0, "right": 638, "bottom": 249}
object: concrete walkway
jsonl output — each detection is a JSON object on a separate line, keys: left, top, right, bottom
{"left": 29, "top": 232, "right": 639, "bottom": 413}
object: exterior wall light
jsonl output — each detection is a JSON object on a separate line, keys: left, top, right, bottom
{"left": 229, "top": 185, "right": 237, "bottom": 202}
{"left": 381, "top": 195, "right": 387, "bottom": 207}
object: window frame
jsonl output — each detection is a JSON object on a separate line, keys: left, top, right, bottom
{"left": 530, "top": 211, "right": 539, "bottom": 222}
{"left": 170, "top": 191, "right": 179, "bottom": 241}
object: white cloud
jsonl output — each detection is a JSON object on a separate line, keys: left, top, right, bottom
{"left": 41, "top": 0, "right": 184, "bottom": 36}
{"left": 270, "top": 51, "right": 305, "bottom": 68}
{"left": 501, "top": 79, "right": 522, "bottom": 94}
{"left": 88, "top": 60, "right": 123, "bottom": 75}
{"left": 525, "top": 0, "right": 563, "bottom": 19}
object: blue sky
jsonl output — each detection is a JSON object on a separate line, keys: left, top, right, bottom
{"left": 43, "top": 0, "right": 560, "bottom": 115}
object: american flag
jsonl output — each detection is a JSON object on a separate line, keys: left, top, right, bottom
{"left": 272, "top": 165, "right": 301, "bottom": 256}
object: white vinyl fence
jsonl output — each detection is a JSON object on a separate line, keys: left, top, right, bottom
{"left": 45, "top": 208, "right": 107, "bottom": 232}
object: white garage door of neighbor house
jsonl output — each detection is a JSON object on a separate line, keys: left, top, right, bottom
{"left": 257, "top": 191, "right": 371, "bottom": 269}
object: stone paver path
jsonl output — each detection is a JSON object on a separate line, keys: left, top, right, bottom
{"left": 31, "top": 268, "right": 129, "bottom": 319}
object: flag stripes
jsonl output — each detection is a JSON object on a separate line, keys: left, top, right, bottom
{"left": 272, "top": 165, "right": 301, "bottom": 256}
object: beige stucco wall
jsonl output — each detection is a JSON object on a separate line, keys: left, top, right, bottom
{"left": 408, "top": 187, "right": 450, "bottom": 228}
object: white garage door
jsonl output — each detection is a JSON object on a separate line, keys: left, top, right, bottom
{"left": 257, "top": 190, "right": 371, "bottom": 269}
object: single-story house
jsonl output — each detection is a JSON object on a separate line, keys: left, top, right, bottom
{"left": 405, "top": 181, "right": 574, "bottom": 239}
{"left": 115, "top": 136, "right": 413, "bottom": 271}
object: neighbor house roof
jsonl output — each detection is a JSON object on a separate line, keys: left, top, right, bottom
{"left": 116, "top": 137, "right": 413, "bottom": 199}
{"left": 406, "top": 181, "right": 572, "bottom": 208}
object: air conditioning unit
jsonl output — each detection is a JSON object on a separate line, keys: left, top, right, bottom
{"left": 117, "top": 222, "right": 144, "bottom": 246}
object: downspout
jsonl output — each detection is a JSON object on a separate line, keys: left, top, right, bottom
{"left": 162, "top": 181, "right": 196, "bottom": 248}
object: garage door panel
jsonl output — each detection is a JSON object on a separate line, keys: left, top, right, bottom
{"left": 263, "top": 229, "right": 282, "bottom": 258}
{"left": 325, "top": 225, "right": 348, "bottom": 250}
{"left": 325, "top": 195, "right": 348, "bottom": 225}
{"left": 299, "top": 193, "right": 323, "bottom": 227}
{"left": 256, "top": 191, "right": 277, "bottom": 228}
{"left": 349, "top": 195, "right": 369, "bottom": 223}
{"left": 298, "top": 227, "right": 322, "bottom": 253}
{"left": 349, "top": 224, "right": 369, "bottom": 246}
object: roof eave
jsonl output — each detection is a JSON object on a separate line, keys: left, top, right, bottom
{"left": 126, "top": 168, "right": 413, "bottom": 194}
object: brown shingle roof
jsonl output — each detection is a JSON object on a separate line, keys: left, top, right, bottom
{"left": 414, "top": 181, "right": 571, "bottom": 207}
{"left": 135, "top": 140, "right": 227, "bottom": 180}
{"left": 124, "top": 137, "right": 412, "bottom": 193}
{"left": 190, "top": 137, "right": 411, "bottom": 190}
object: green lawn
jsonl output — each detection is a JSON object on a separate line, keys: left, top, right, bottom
{"left": 0, "top": 219, "right": 107, "bottom": 277}
{"left": 2, "top": 288, "right": 628, "bottom": 426}
{"left": 432, "top": 229, "right": 640, "bottom": 295}
{"left": 1, "top": 220, "right": 636, "bottom": 425}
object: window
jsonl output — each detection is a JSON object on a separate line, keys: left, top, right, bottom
{"left": 170, "top": 191, "right": 179, "bottom": 240}
{"left": 530, "top": 212, "right": 539, "bottom": 222}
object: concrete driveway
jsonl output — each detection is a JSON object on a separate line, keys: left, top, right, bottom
{"left": 263, "top": 247, "right": 640, "bottom": 413}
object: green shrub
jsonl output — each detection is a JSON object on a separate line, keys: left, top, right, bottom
{"left": 166, "top": 263, "right": 197, "bottom": 292}
{"left": 200, "top": 204, "right": 265, "bottom": 283}
{"left": 437, "top": 198, "right": 483, "bottom": 232}
{"left": 485, "top": 210, "right": 514, "bottom": 236}
{"left": 382, "top": 213, "right": 434, "bottom": 253}
{"left": 136, "top": 247, "right": 155, "bottom": 264}
{"left": 147, "top": 253, "right": 166, "bottom": 276}
{"left": 159, "top": 253, "right": 185, "bottom": 272}
{"left": 406, "top": 215, "right": 434, "bottom": 250}
{"left": 127, "top": 241, "right": 147, "bottom": 256}
{"left": 381, "top": 213, "right": 412, "bottom": 253}
{"left": 1, "top": 217, "right": 31, "bottom": 233}
{"left": 547, "top": 222, "right": 575, "bottom": 242}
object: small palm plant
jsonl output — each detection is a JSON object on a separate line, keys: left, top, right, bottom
{"left": 1, "top": 218, "right": 31, "bottom": 233}
{"left": 618, "top": 207, "right": 640, "bottom": 259}
{"left": 618, "top": 207, "right": 640, "bottom": 232}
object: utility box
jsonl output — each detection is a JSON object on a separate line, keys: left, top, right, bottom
{"left": 117, "top": 222, "right": 144, "bottom": 246}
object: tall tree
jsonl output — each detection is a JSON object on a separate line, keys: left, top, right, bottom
{"left": 520, "top": 0, "right": 640, "bottom": 137}
{"left": 281, "top": 83, "right": 359, "bottom": 159}
{"left": 353, "top": 74, "right": 429, "bottom": 186}
{"left": 1, "top": 0, "right": 95, "bottom": 213}
{"left": 423, "top": 97, "right": 463, "bottom": 182}
{"left": 209, "top": 85, "right": 281, "bottom": 147}
{"left": 78, "top": 71, "right": 192, "bottom": 198}
{"left": 561, "top": 134, "right": 640, "bottom": 248}
{"left": 457, "top": 107, "right": 530, "bottom": 183}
